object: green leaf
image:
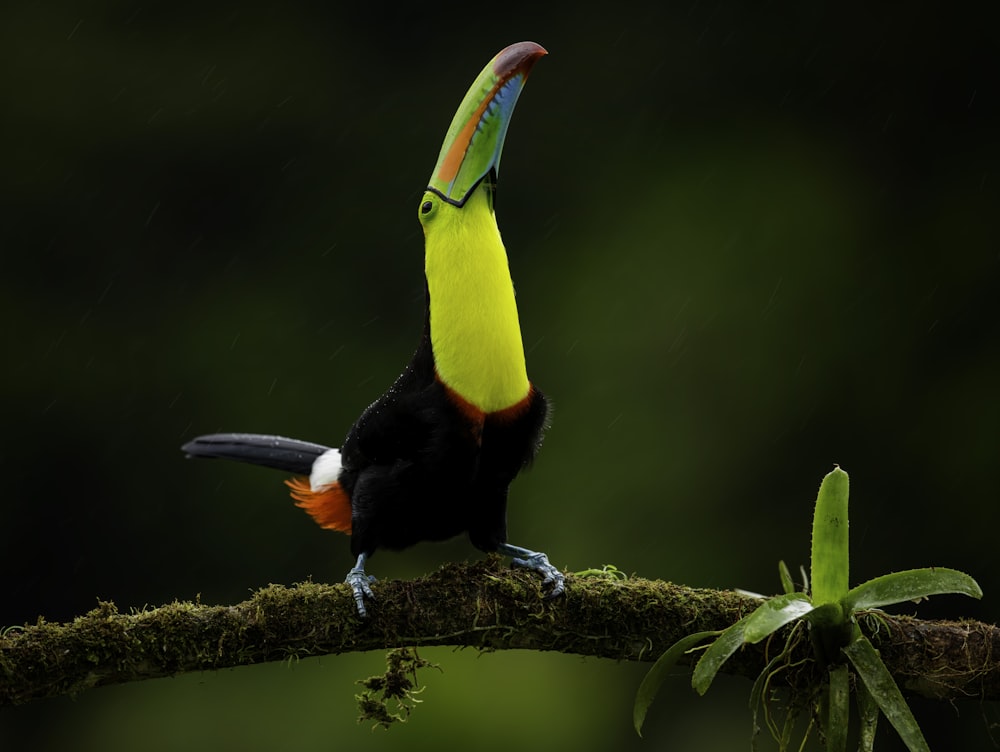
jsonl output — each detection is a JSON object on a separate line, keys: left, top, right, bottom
{"left": 742, "top": 593, "right": 815, "bottom": 644}
{"left": 810, "top": 466, "right": 851, "bottom": 605}
{"left": 826, "top": 664, "right": 850, "bottom": 752}
{"left": 778, "top": 560, "right": 795, "bottom": 595}
{"left": 857, "top": 666, "right": 880, "bottom": 752}
{"left": 693, "top": 616, "right": 752, "bottom": 695}
{"left": 844, "top": 567, "right": 983, "bottom": 612}
{"left": 802, "top": 600, "right": 845, "bottom": 630}
{"left": 804, "top": 601, "right": 853, "bottom": 666}
{"left": 633, "top": 630, "right": 719, "bottom": 735}
{"left": 844, "top": 633, "right": 930, "bottom": 752}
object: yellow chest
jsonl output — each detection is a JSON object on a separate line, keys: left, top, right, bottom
{"left": 424, "top": 200, "right": 529, "bottom": 413}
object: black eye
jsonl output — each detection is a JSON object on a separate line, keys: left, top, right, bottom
{"left": 421, "top": 200, "right": 433, "bottom": 215}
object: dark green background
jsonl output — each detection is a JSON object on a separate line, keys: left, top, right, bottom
{"left": 2, "top": 2, "right": 997, "bottom": 749}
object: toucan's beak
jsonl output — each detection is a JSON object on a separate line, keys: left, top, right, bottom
{"left": 427, "top": 41, "right": 547, "bottom": 207}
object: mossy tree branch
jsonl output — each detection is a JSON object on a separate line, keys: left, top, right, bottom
{"left": 2, "top": 557, "right": 997, "bottom": 707}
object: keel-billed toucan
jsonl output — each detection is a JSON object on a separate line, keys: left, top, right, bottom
{"left": 182, "top": 42, "right": 562, "bottom": 617}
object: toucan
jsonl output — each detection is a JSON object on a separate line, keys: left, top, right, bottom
{"left": 182, "top": 42, "right": 562, "bottom": 617}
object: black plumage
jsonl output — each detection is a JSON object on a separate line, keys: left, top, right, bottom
{"left": 336, "top": 325, "right": 549, "bottom": 558}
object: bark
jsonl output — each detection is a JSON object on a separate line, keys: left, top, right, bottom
{"left": 1, "top": 557, "right": 996, "bottom": 706}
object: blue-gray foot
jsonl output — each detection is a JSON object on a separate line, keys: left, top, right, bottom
{"left": 498, "top": 543, "right": 565, "bottom": 598}
{"left": 345, "top": 553, "right": 376, "bottom": 617}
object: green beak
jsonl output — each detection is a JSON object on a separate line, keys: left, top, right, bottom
{"left": 427, "top": 41, "right": 547, "bottom": 207}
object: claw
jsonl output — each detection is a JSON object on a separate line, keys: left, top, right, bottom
{"left": 497, "top": 543, "right": 565, "bottom": 599}
{"left": 345, "top": 553, "right": 376, "bottom": 617}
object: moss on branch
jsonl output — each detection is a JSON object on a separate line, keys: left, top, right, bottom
{"left": 1, "top": 557, "right": 996, "bottom": 706}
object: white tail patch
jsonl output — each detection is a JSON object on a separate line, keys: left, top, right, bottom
{"left": 309, "top": 448, "right": 343, "bottom": 491}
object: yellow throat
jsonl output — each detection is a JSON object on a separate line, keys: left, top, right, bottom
{"left": 420, "top": 185, "right": 530, "bottom": 413}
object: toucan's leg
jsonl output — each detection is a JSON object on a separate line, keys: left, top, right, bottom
{"left": 345, "top": 552, "right": 376, "bottom": 617}
{"left": 497, "top": 543, "right": 565, "bottom": 598}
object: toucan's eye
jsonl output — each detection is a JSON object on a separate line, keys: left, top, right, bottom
{"left": 421, "top": 200, "right": 433, "bottom": 215}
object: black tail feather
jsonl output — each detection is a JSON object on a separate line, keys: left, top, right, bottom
{"left": 181, "top": 433, "right": 331, "bottom": 475}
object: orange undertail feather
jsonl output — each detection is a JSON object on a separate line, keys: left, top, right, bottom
{"left": 285, "top": 477, "right": 353, "bottom": 534}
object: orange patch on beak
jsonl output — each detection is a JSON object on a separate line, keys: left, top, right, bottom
{"left": 286, "top": 477, "right": 353, "bottom": 534}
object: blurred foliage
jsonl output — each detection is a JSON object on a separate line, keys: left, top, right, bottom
{"left": 1, "top": 1, "right": 997, "bottom": 750}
